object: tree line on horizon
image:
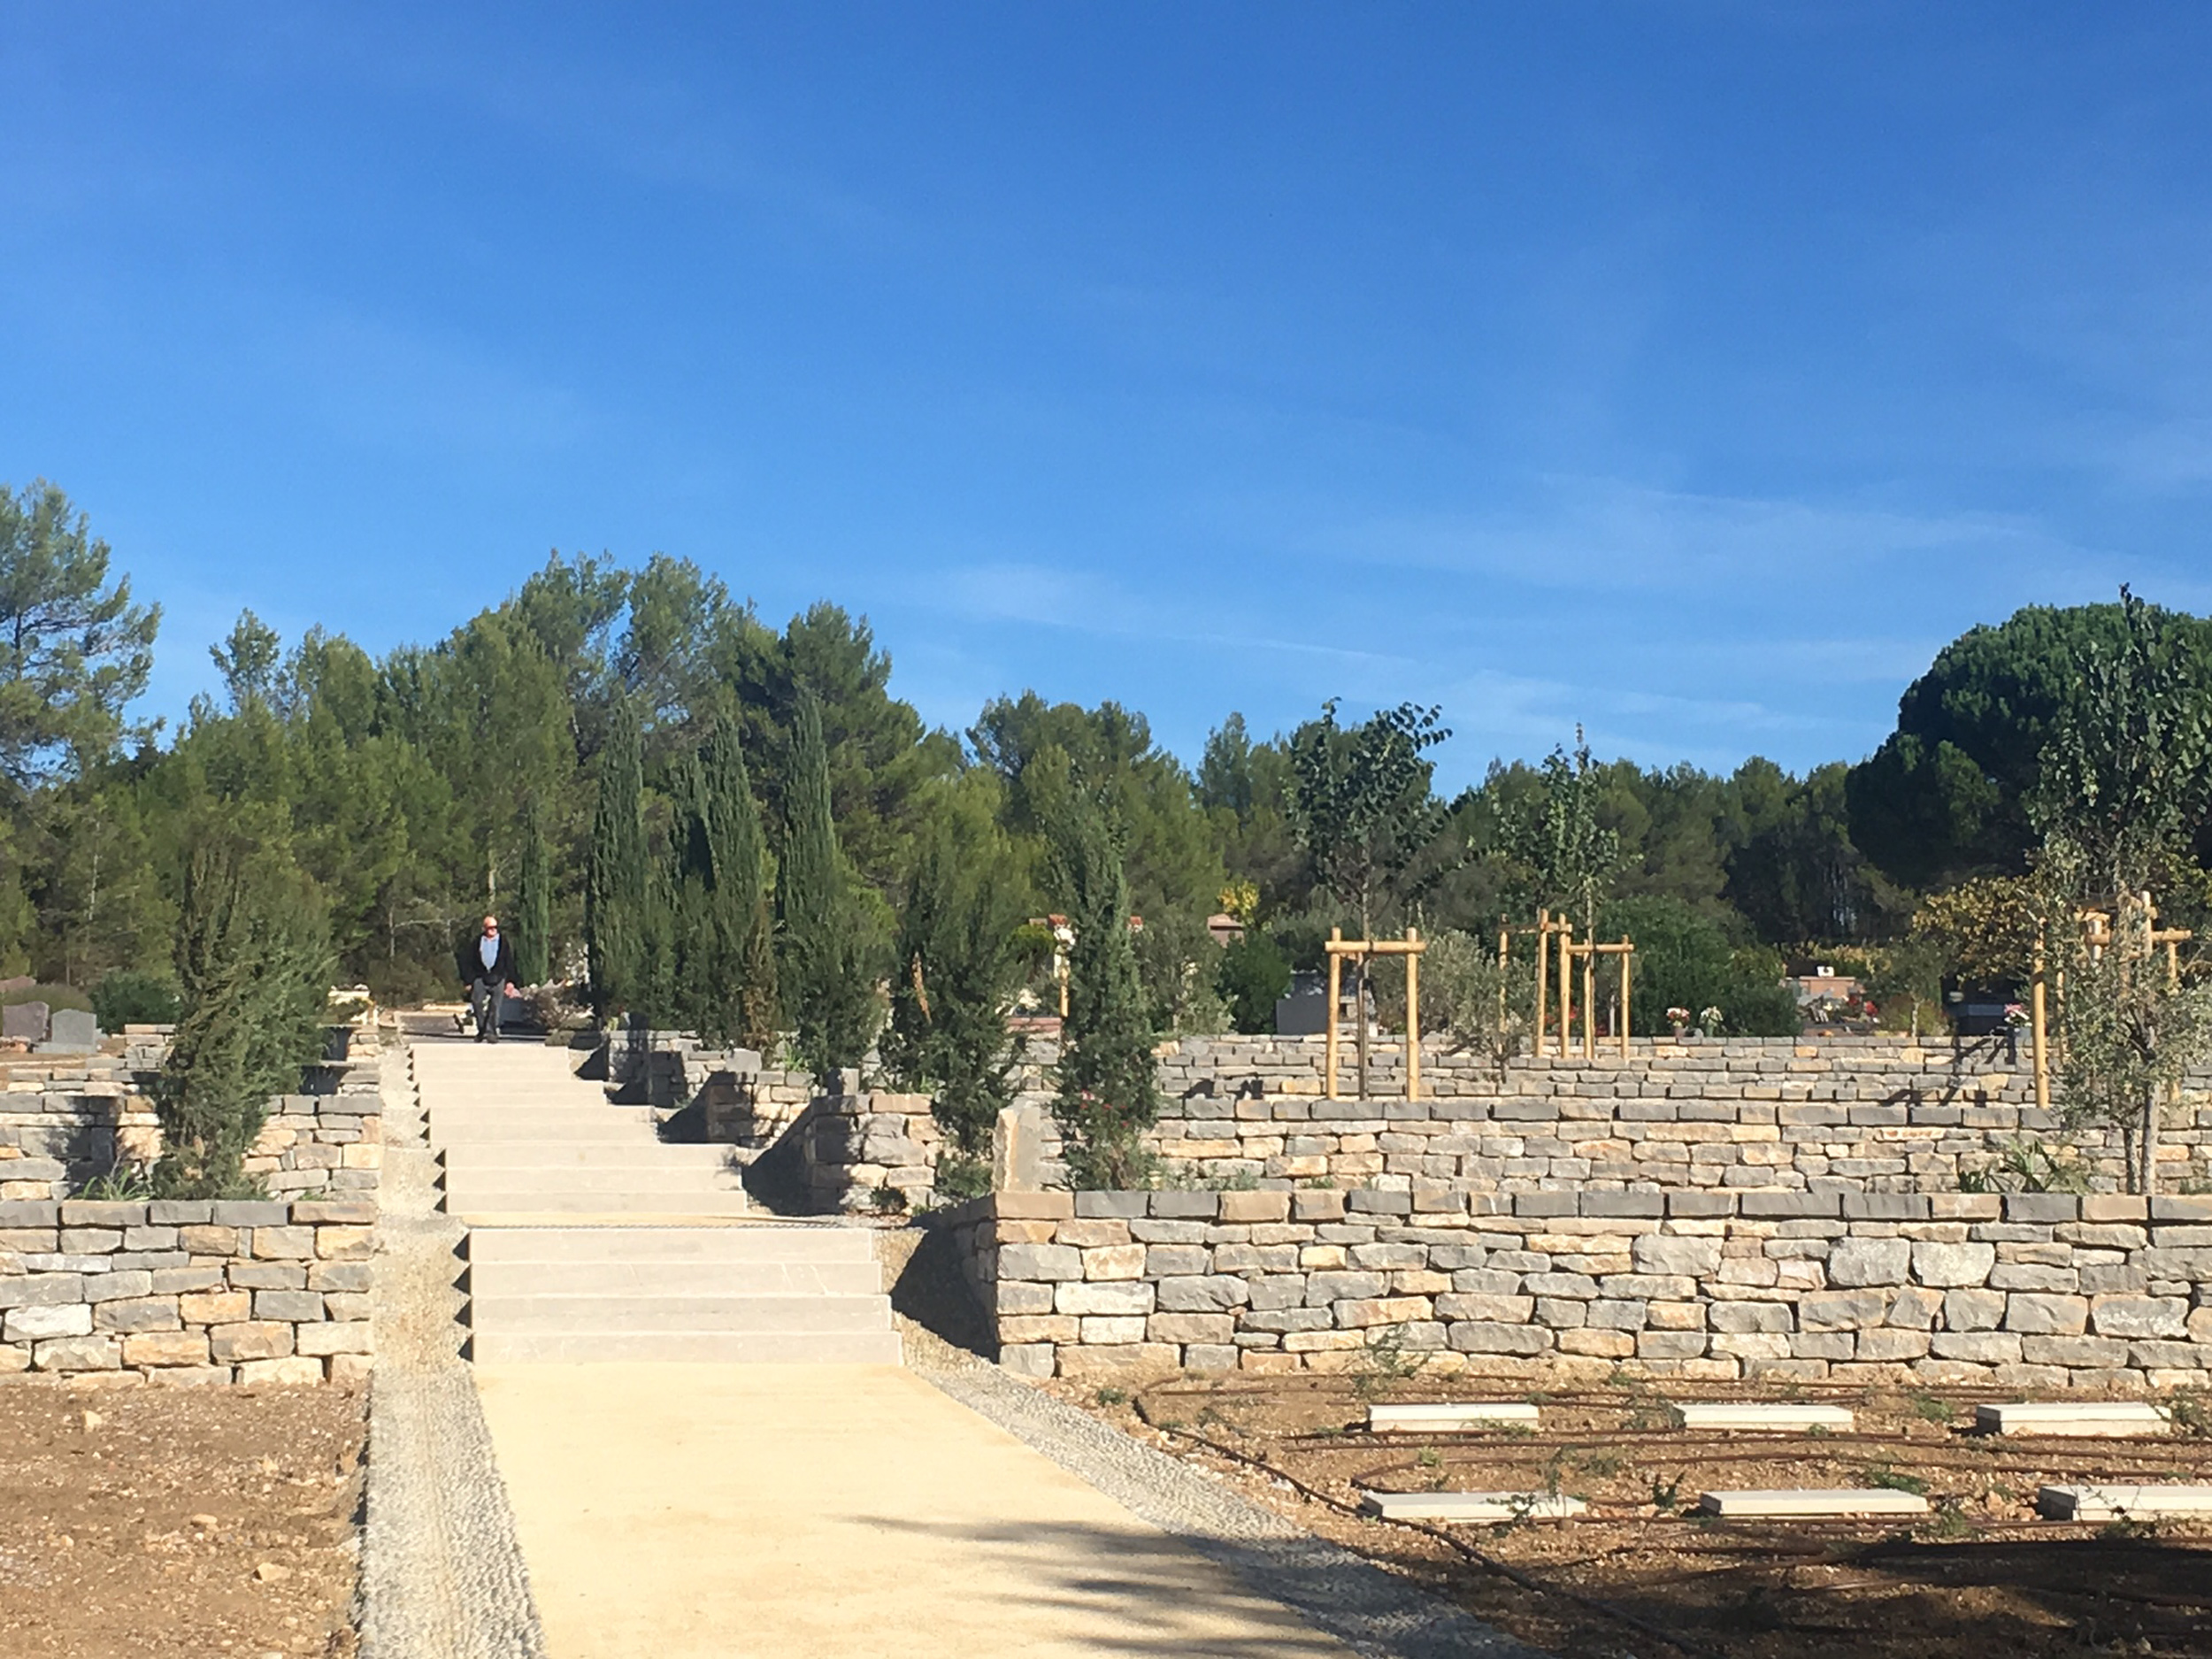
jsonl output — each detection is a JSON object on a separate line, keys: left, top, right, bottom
{"left": 5, "top": 476, "right": 2210, "bottom": 1192}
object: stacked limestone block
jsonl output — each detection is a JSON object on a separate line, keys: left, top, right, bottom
{"left": 943, "top": 1188, "right": 2212, "bottom": 1388}
{"left": 1010, "top": 1039, "right": 2212, "bottom": 1195}
{"left": 0, "top": 1057, "right": 135, "bottom": 1199}
{"left": 246, "top": 1072, "right": 384, "bottom": 1197}
{"left": 0, "top": 1196, "right": 375, "bottom": 1383}
{"left": 595, "top": 1031, "right": 818, "bottom": 1146}
{"left": 0, "top": 1032, "right": 387, "bottom": 1200}
{"left": 797, "top": 1092, "right": 940, "bottom": 1211}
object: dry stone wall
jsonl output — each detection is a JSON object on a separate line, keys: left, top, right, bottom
{"left": 0, "top": 1028, "right": 384, "bottom": 1201}
{"left": 941, "top": 1188, "right": 2212, "bottom": 1390}
{"left": 1017, "top": 1036, "right": 2212, "bottom": 1196}
{"left": 617, "top": 1026, "right": 2212, "bottom": 1209}
{"left": 0, "top": 1194, "right": 376, "bottom": 1383}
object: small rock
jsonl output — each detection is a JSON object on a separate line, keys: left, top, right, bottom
{"left": 253, "top": 1561, "right": 290, "bottom": 1584}
{"left": 189, "top": 1513, "right": 220, "bottom": 1530}
{"left": 79, "top": 1409, "right": 104, "bottom": 1432}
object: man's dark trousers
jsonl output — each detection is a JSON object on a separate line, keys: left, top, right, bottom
{"left": 470, "top": 975, "right": 503, "bottom": 1042}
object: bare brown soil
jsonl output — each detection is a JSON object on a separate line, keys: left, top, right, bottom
{"left": 1049, "top": 1372, "right": 2212, "bottom": 1659}
{"left": 0, "top": 1380, "right": 365, "bottom": 1659}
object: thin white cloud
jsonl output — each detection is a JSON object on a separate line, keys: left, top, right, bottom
{"left": 1304, "top": 477, "right": 2074, "bottom": 592}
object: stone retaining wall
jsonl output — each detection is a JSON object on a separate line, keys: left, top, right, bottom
{"left": 0, "top": 1032, "right": 384, "bottom": 1202}
{"left": 597, "top": 1030, "right": 817, "bottom": 1148}
{"left": 1023, "top": 1036, "right": 2212, "bottom": 1196}
{"left": 614, "top": 1025, "right": 2212, "bottom": 1209}
{"left": 791, "top": 1091, "right": 942, "bottom": 1211}
{"left": 0, "top": 1195, "right": 376, "bottom": 1383}
{"left": 941, "top": 1188, "right": 2212, "bottom": 1390}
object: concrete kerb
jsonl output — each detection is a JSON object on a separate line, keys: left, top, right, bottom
{"left": 919, "top": 1354, "right": 1548, "bottom": 1659}
{"left": 360, "top": 1040, "right": 547, "bottom": 1659}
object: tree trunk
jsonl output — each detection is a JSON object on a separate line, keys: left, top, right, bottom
{"left": 2138, "top": 1083, "right": 2161, "bottom": 1194}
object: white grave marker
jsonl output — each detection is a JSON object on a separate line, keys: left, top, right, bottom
{"left": 1974, "top": 1402, "right": 2168, "bottom": 1439}
{"left": 1666, "top": 1403, "right": 1854, "bottom": 1432}
{"left": 1368, "top": 1402, "right": 1540, "bottom": 1432}
{"left": 1360, "top": 1490, "right": 1586, "bottom": 1523}
{"left": 2038, "top": 1484, "right": 2212, "bottom": 1521}
{"left": 1698, "top": 1488, "right": 1929, "bottom": 1519}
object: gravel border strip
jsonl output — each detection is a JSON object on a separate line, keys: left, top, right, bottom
{"left": 922, "top": 1360, "right": 1548, "bottom": 1659}
{"left": 361, "top": 1041, "right": 548, "bottom": 1659}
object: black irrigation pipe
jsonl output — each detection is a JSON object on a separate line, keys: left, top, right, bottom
{"left": 1129, "top": 1403, "right": 1724, "bottom": 1659}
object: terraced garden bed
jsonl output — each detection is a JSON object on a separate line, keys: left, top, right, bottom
{"left": 1056, "top": 1372, "right": 2212, "bottom": 1657}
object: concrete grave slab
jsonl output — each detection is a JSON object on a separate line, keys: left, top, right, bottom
{"left": 1, "top": 1001, "right": 48, "bottom": 1042}
{"left": 1974, "top": 1402, "right": 2169, "bottom": 1438}
{"left": 1667, "top": 1403, "right": 1854, "bottom": 1432}
{"left": 1698, "top": 1488, "right": 1929, "bottom": 1519}
{"left": 1369, "top": 1402, "right": 1540, "bottom": 1432}
{"left": 1360, "top": 1490, "right": 1586, "bottom": 1523}
{"left": 2039, "top": 1484, "right": 2212, "bottom": 1521}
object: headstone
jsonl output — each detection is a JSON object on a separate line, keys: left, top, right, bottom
{"left": 1370, "top": 1402, "right": 1540, "bottom": 1432}
{"left": 1275, "top": 971, "right": 1327, "bottom": 1037}
{"left": 41, "top": 1008, "right": 99, "bottom": 1053}
{"left": 1698, "top": 1488, "right": 1928, "bottom": 1518}
{"left": 993, "top": 1103, "right": 1045, "bottom": 1193}
{"left": 2, "top": 1002, "right": 49, "bottom": 1043}
{"left": 1974, "top": 1402, "right": 2169, "bottom": 1438}
{"left": 2038, "top": 1484, "right": 2212, "bottom": 1522}
{"left": 1361, "top": 1491, "right": 1585, "bottom": 1523}
{"left": 1667, "top": 1403, "right": 1854, "bottom": 1432}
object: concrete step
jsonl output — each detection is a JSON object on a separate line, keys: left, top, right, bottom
{"left": 471, "top": 1329, "right": 904, "bottom": 1363}
{"left": 432, "top": 1111, "right": 657, "bottom": 1141}
{"left": 442, "top": 1142, "right": 732, "bottom": 1169}
{"left": 444, "top": 1164, "right": 743, "bottom": 1194}
{"left": 446, "top": 1191, "right": 754, "bottom": 1217}
{"left": 469, "top": 1225, "right": 874, "bottom": 1265}
{"left": 469, "top": 1294, "right": 894, "bottom": 1334}
{"left": 470, "top": 1259, "right": 886, "bottom": 1298}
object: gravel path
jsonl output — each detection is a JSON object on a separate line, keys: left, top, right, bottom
{"left": 361, "top": 1038, "right": 547, "bottom": 1659}
{"left": 920, "top": 1355, "right": 1547, "bottom": 1659}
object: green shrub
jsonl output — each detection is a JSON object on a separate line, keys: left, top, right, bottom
{"left": 91, "top": 970, "right": 180, "bottom": 1030}
{"left": 1215, "top": 929, "right": 1291, "bottom": 1034}
{"left": 1601, "top": 895, "right": 1801, "bottom": 1038}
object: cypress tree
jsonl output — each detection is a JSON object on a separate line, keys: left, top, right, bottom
{"left": 778, "top": 688, "right": 878, "bottom": 1077}
{"left": 881, "top": 785, "right": 1027, "bottom": 1156}
{"left": 586, "top": 698, "right": 648, "bottom": 1018}
{"left": 513, "top": 801, "right": 552, "bottom": 987}
{"left": 703, "top": 718, "right": 779, "bottom": 1051}
{"left": 1048, "top": 781, "right": 1160, "bottom": 1187}
{"left": 155, "top": 830, "right": 333, "bottom": 1198}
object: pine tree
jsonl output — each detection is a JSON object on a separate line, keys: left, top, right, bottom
{"left": 1047, "top": 779, "right": 1159, "bottom": 1187}
{"left": 153, "top": 829, "right": 332, "bottom": 1198}
{"left": 512, "top": 801, "right": 552, "bottom": 987}
{"left": 585, "top": 699, "right": 648, "bottom": 1018}
{"left": 778, "top": 688, "right": 879, "bottom": 1077}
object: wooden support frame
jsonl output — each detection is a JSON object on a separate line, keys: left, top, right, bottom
{"left": 1562, "top": 937, "right": 1636, "bottom": 1059}
{"left": 1324, "top": 927, "right": 1428, "bottom": 1100}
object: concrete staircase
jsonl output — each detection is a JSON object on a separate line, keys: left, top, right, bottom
{"left": 412, "top": 1039, "right": 900, "bottom": 1364}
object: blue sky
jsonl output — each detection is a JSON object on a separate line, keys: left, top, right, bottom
{"left": 4, "top": 4, "right": 2210, "bottom": 791}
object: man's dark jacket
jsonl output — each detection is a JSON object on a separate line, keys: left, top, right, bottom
{"left": 457, "top": 933, "right": 518, "bottom": 988}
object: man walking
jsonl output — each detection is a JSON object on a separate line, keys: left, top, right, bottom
{"left": 460, "top": 914, "right": 519, "bottom": 1043}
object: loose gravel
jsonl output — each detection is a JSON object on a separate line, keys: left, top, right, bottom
{"left": 360, "top": 1040, "right": 546, "bottom": 1659}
